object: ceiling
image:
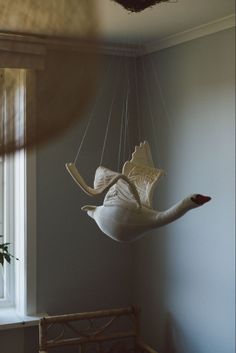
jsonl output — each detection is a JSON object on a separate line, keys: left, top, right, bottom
{"left": 0, "top": 0, "right": 234, "bottom": 45}
{"left": 96, "top": 0, "right": 235, "bottom": 44}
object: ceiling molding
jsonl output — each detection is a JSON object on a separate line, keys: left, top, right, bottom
{"left": 0, "top": 14, "right": 234, "bottom": 58}
{"left": 0, "top": 31, "right": 142, "bottom": 57}
{"left": 83, "top": 13, "right": 236, "bottom": 57}
{"left": 0, "top": 33, "right": 46, "bottom": 70}
{"left": 142, "top": 14, "right": 235, "bottom": 55}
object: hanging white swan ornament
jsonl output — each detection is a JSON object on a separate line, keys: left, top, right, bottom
{"left": 66, "top": 142, "right": 211, "bottom": 242}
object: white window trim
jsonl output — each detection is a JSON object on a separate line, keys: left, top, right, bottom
{"left": 25, "top": 71, "right": 37, "bottom": 316}
{"left": 15, "top": 147, "right": 37, "bottom": 317}
{"left": 15, "top": 70, "right": 37, "bottom": 317}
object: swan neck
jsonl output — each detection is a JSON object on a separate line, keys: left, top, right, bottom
{"left": 155, "top": 197, "right": 196, "bottom": 227}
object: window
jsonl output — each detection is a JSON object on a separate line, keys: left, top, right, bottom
{"left": 0, "top": 68, "right": 36, "bottom": 317}
{"left": 0, "top": 153, "right": 15, "bottom": 307}
{"left": 0, "top": 69, "right": 16, "bottom": 307}
{"left": 0, "top": 154, "right": 5, "bottom": 299}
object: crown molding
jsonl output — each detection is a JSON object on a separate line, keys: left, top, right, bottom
{"left": 0, "top": 31, "right": 142, "bottom": 57}
{"left": 0, "top": 14, "right": 235, "bottom": 58}
{"left": 88, "top": 14, "right": 236, "bottom": 56}
{"left": 142, "top": 14, "right": 235, "bottom": 55}
{"left": 0, "top": 33, "right": 46, "bottom": 70}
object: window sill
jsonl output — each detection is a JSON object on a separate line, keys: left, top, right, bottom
{"left": 0, "top": 308, "right": 47, "bottom": 330}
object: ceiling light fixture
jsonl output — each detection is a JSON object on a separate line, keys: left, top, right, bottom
{"left": 111, "top": 0, "right": 171, "bottom": 13}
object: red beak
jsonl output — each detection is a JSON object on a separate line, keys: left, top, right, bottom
{"left": 191, "top": 194, "right": 211, "bottom": 205}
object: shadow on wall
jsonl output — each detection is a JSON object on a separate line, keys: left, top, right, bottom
{"left": 165, "top": 313, "right": 187, "bottom": 353}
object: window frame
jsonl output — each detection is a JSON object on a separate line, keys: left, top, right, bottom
{"left": 0, "top": 69, "right": 37, "bottom": 316}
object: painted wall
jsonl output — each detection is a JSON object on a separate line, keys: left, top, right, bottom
{"left": 36, "top": 53, "right": 136, "bottom": 317}
{"left": 134, "top": 28, "right": 235, "bottom": 353}
{"left": 0, "top": 29, "right": 235, "bottom": 353}
{"left": 0, "top": 53, "right": 136, "bottom": 353}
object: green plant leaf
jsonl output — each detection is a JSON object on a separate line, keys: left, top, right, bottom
{"left": 3, "top": 253, "right": 11, "bottom": 263}
{"left": 0, "top": 235, "right": 18, "bottom": 266}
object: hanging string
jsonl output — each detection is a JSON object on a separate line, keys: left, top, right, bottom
{"left": 122, "top": 87, "right": 128, "bottom": 164}
{"left": 117, "top": 61, "right": 127, "bottom": 171}
{"left": 73, "top": 61, "right": 113, "bottom": 165}
{"left": 100, "top": 58, "right": 122, "bottom": 166}
{"left": 134, "top": 56, "right": 142, "bottom": 142}
{"left": 123, "top": 55, "right": 131, "bottom": 162}
{"left": 122, "top": 57, "right": 130, "bottom": 165}
{"left": 149, "top": 55, "right": 173, "bottom": 130}
{"left": 141, "top": 57, "right": 162, "bottom": 167}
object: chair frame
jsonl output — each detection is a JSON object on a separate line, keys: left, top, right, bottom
{"left": 39, "top": 306, "right": 158, "bottom": 353}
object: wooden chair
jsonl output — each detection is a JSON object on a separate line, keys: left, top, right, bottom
{"left": 39, "top": 306, "right": 158, "bottom": 353}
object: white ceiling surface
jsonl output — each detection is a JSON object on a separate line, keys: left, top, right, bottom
{"left": 96, "top": 0, "right": 235, "bottom": 44}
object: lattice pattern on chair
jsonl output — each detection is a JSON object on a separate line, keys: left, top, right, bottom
{"left": 39, "top": 306, "right": 158, "bottom": 353}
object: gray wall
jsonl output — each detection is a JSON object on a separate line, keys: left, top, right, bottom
{"left": 134, "top": 28, "right": 235, "bottom": 353}
{"left": 0, "top": 29, "right": 235, "bottom": 353}
{"left": 0, "top": 54, "right": 137, "bottom": 353}
{"left": 36, "top": 54, "right": 136, "bottom": 316}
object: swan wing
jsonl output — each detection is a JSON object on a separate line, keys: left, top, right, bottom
{"left": 66, "top": 164, "right": 141, "bottom": 206}
{"left": 66, "top": 163, "right": 119, "bottom": 196}
{"left": 103, "top": 179, "right": 139, "bottom": 208}
{"left": 93, "top": 166, "right": 120, "bottom": 189}
{"left": 122, "top": 142, "right": 165, "bottom": 208}
{"left": 128, "top": 141, "right": 154, "bottom": 167}
{"left": 123, "top": 162, "right": 164, "bottom": 208}
{"left": 95, "top": 166, "right": 141, "bottom": 207}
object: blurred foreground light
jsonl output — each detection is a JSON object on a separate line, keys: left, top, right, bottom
{"left": 0, "top": 0, "right": 100, "bottom": 155}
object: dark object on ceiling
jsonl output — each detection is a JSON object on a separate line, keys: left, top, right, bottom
{"left": 112, "top": 0, "right": 170, "bottom": 12}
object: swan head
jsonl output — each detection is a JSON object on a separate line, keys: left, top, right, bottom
{"left": 191, "top": 194, "right": 211, "bottom": 206}
{"left": 81, "top": 205, "right": 96, "bottom": 219}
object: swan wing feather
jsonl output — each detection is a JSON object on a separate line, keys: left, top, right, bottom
{"left": 122, "top": 142, "right": 165, "bottom": 208}
{"left": 123, "top": 161, "right": 165, "bottom": 208}
{"left": 103, "top": 179, "right": 139, "bottom": 208}
{"left": 128, "top": 141, "right": 154, "bottom": 167}
{"left": 93, "top": 166, "right": 120, "bottom": 189}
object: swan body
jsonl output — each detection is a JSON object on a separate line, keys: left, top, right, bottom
{"left": 82, "top": 194, "right": 210, "bottom": 242}
{"left": 66, "top": 142, "right": 211, "bottom": 242}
